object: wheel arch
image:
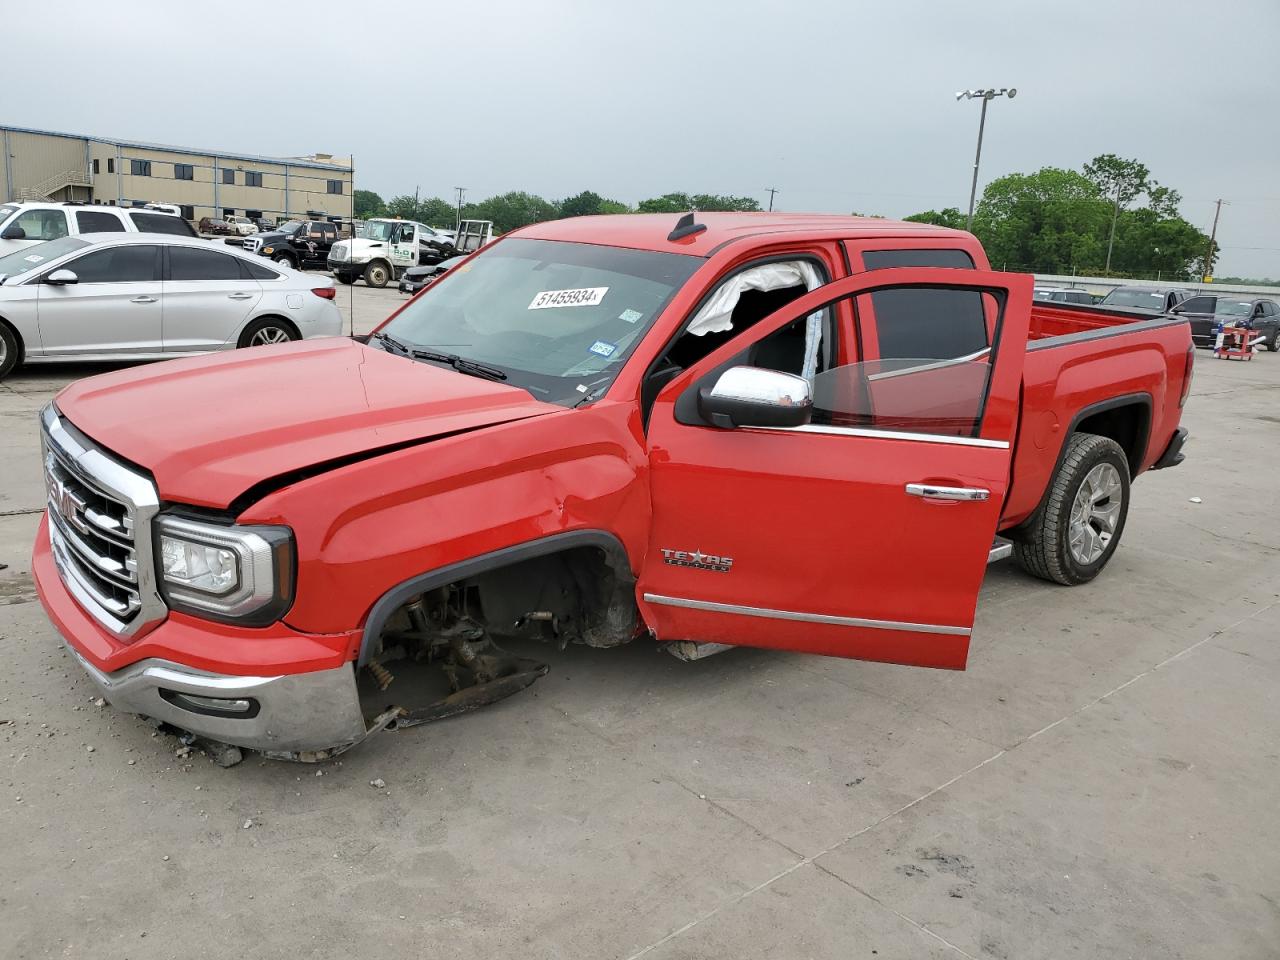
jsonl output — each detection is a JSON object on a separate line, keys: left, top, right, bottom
{"left": 356, "top": 530, "right": 634, "bottom": 668}
{"left": 0, "top": 314, "right": 25, "bottom": 365}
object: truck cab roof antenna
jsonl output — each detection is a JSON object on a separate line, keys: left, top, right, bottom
{"left": 667, "top": 212, "right": 707, "bottom": 242}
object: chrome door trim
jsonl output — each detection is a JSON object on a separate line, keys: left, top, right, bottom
{"left": 745, "top": 423, "right": 1010, "bottom": 448}
{"left": 643, "top": 593, "right": 971, "bottom": 637}
{"left": 905, "top": 483, "right": 991, "bottom": 501}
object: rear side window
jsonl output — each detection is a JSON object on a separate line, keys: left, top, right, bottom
{"left": 169, "top": 246, "right": 244, "bottom": 281}
{"left": 129, "top": 212, "right": 197, "bottom": 237}
{"left": 63, "top": 245, "right": 161, "bottom": 283}
{"left": 241, "top": 258, "right": 280, "bottom": 281}
{"left": 1178, "top": 296, "right": 1215, "bottom": 313}
{"left": 859, "top": 249, "right": 985, "bottom": 361}
{"left": 75, "top": 210, "right": 126, "bottom": 233}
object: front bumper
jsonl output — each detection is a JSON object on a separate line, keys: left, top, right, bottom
{"left": 33, "top": 516, "right": 367, "bottom": 757}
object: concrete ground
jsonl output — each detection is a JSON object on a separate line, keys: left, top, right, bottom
{"left": 1, "top": 297, "right": 1277, "bottom": 959}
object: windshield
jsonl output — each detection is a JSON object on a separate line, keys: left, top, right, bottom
{"left": 0, "top": 236, "right": 88, "bottom": 278}
{"left": 378, "top": 237, "right": 701, "bottom": 405}
{"left": 1102, "top": 289, "right": 1166, "bottom": 308}
{"left": 276, "top": 220, "right": 303, "bottom": 233}
{"left": 358, "top": 221, "right": 398, "bottom": 241}
{"left": 1215, "top": 300, "right": 1252, "bottom": 317}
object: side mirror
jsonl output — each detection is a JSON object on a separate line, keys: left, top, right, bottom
{"left": 698, "top": 366, "right": 813, "bottom": 429}
{"left": 45, "top": 269, "right": 78, "bottom": 286}
{"left": 1, "top": 225, "right": 26, "bottom": 241}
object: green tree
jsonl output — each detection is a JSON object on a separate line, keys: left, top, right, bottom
{"left": 972, "top": 167, "right": 1109, "bottom": 272}
{"left": 903, "top": 207, "right": 966, "bottom": 229}
{"left": 559, "top": 191, "right": 606, "bottom": 218}
{"left": 417, "top": 197, "right": 457, "bottom": 228}
{"left": 637, "top": 192, "right": 693, "bottom": 213}
{"left": 637, "top": 192, "right": 761, "bottom": 213}
{"left": 690, "top": 194, "right": 760, "bottom": 212}
{"left": 353, "top": 189, "right": 386, "bottom": 219}
{"left": 598, "top": 199, "right": 632, "bottom": 215}
{"left": 467, "top": 191, "right": 560, "bottom": 233}
{"left": 385, "top": 194, "right": 420, "bottom": 220}
{"left": 1083, "top": 154, "right": 1151, "bottom": 271}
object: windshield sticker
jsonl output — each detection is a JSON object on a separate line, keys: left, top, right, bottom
{"left": 24, "top": 255, "right": 44, "bottom": 263}
{"left": 588, "top": 340, "right": 617, "bottom": 358}
{"left": 618, "top": 308, "right": 644, "bottom": 324}
{"left": 529, "top": 286, "right": 609, "bottom": 310}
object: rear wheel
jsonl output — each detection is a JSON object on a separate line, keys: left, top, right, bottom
{"left": 1013, "top": 433, "right": 1131, "bottom": 585}
{"left": 238, "top": 317, "right": 300, "bottom": 349}
{"left": 272, "top": 253, "right": 297, "bottom": 269}
{"left": 335, "top": 273, "right": 356, "bottom": 285}
{"left": 1269, "top": 332, "right": 1280, "bottom": 352}
{"left": 0, "top": 323, "right": 20, "bottom": 380}
{"left": 364, "top": 261, "right": 391, "bottom": 288}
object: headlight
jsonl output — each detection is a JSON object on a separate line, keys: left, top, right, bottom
{"left": 154, "top": 516, "right": 294, "bottom": 625}
{"left": 262, "top": 246, "right": 274, "bottom": 254}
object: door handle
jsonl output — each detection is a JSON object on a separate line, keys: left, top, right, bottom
{"left": 227, "top": 292, "right": 254, "bottom": 300}
{"left": 130, "top": 296, "right": 157, "bottom": 303}
{"left": 906, "top": 483, "right": 990, "bottom": 502}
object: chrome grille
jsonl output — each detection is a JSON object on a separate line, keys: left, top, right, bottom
{"left": 41, "top": 405, "right": 165, "bottom": 637}
{"left": 242, "top": 237, "right": 261, "bottom": 254}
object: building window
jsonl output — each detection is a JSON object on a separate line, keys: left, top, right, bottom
{"left": 179, "top": 204, "right": 195, "bottom": 220}
{"left": 245, "top": 209, "right": 263, "bottom": 219}
{"left": 245, "top": 171, "right": 263, "bottom": 187}
{"left": 223, "top": 209, "right": 235, "bottom": 218}
{"left": 222, "top": 168, "right": 235, "bottom": 185}
{"left": 175, "top": 163, "right": 194, "bottom": 180}
{"left": 92, "top": 158, "right": 100, "bottom": 175}
{"left": 107, "top": 158, "right": 115, "bottom": 174}
{"left": 327, "top": 179, "right": 344, "bottom": 195}
{"left": 130, "top": 159, "right": 151, "bottom": 177}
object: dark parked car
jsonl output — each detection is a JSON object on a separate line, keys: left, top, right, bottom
{"left": 1173, "top": 295, "right": 1280, "bottom": 350}
{"left": 198, "top": 217, "right": 234, "bottom": 236}
{"left": 398, "top": 255, "right": 465, "bottom": 294}
{"left": 240, "top": 219, "right": 339, "bottom": 270}
{"left": 1098, "top": 286, "right": 1190, "bottom": 314}
{"left": 1034, "top": 286, "right": 1095, "bottom": 305}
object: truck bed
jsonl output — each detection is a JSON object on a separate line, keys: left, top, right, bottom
{"left": 998, "top": 300, "right": 1193, "bottom": 531}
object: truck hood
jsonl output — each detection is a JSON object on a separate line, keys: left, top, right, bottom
{"left": 54, "top": 338, "right": 559, "bottom": 509}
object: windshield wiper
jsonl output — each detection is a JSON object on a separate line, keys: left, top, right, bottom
{"left": 371, "top": 331, "right": 411, "bottom": 355}
{"left": 411, "top": 349, "right": 508, "bottom": 382}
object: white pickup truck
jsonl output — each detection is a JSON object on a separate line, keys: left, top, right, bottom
{"left": 327, "top": 218, "right": 491, "bottom": 287}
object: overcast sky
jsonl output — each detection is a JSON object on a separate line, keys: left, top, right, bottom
{"left": 7, "top": 0, "right": 1278, "bottom": 277}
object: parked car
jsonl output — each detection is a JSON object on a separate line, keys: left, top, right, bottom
{"left": 0, "top": 201, "right": 197, "bottom": 254}
{"left": 30, "top": 212, "right": 1191, "bottom": 762}
{"left": 1033, "top": 286, "right": 1094, "bottom": 305}
{"left": 398, "top": 254, "right": 465, "bottom": 294}
{"left": 252, "top": 217, "right": 276, "bottom": 232}
{"left": 241, "top": 219, "right": 340, "bottom": 270}
{"left": 198, "top": 217, "right": 234, "bottom": 236}
{"left": 1172, "top": 294, "right": 1280, "bottom": 350}
{"left": 1098, "top": 285, "right": 1190, "bottom": 313}
{"left": 225, "top": 215, "right": 257, "bottom": 237}
{"left": 0, "top": 232, "right": 342, "bottom": 379}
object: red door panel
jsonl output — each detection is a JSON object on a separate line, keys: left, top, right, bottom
{"left": 639, "top": 267, "right": 1032, "bottom": 669}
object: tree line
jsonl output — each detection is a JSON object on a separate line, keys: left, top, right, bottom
{"left": 354, "top": 154, "right": 1217, "bottom": 280}
{"left": 352, "top": 189, "right": 761, "bottom": 234}
{"left": 904, "top": 154, "right": 1216, "bottom": 280}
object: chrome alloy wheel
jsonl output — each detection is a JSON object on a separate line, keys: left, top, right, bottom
{"left": 249, "top": 325, "right": 292, "bottom": 347}
{"left": 1068, "top": 462, "right": 1123, "bottom": 565}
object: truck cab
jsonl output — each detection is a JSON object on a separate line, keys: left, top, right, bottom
{"left": 327, "top": 218, "right": 459, "bottom": 288}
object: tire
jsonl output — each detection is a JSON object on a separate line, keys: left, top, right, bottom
{"left": 0, "top": 323, "right": 20, "bottom": 380}
{"left": 272, "top": 253, "right": 297, "bottom": 269}
{"left": 237, "top": 317, "right": 300, "bottom": 349}
{"left": 1269, "top": 333, "right": 1280, "bottom": 352}
{"left": 363, "top": 261, "right": 391, "bottom": 288}
{"left": 335, "top": 273, "right": 356, "bottom": 285}
{"left": 1013, "top": 433, "right": 1131, "bottom": 586}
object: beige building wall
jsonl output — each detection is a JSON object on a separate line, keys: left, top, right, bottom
{"left": 3, "top": 126, "right": 352, "bottom": 223}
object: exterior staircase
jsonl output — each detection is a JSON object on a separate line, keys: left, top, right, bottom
{"left": 15, "top": 169, "right": 93, "bottom": 202}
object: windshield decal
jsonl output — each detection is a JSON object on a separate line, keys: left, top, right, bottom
{"left": 588, "top": 340, "right": 617, "bottom": 358}
{"left": 24, "top": 255, "right": 44, "bottom": 263}
{"left": 528, "top": 286, "right": 609, "bottom": 310}
{"left": 619, "top": 308, "right": 644, "bottom": 323}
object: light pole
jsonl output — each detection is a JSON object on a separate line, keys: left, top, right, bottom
{"left": 956, "top": 88, "right": 1017, "bottom": 232}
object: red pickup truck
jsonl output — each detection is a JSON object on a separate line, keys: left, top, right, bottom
{"left": 32, "top": 213, "right": 1193, "bottom": 763}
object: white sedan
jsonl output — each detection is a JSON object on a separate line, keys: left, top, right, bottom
{"left": 0, "top": 233, "right": 344, "bottom": 380}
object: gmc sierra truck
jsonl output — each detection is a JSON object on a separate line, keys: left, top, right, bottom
{"left": 32, "top": 213, "right": 1193, "bottom": 763}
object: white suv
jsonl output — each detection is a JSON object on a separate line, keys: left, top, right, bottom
{"left": 0, "top": 201, "right": 198, "bottom": 255}
{"left": 224, "top": 215, "right": 257, "bottom": 237}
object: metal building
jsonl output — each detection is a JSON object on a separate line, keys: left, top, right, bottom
{"left": 0, "top": 124, "right": 353, "bottom": 223}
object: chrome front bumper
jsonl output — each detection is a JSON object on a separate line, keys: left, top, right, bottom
{"left": 65, "top": 643, "right": 367, "bottom": 757}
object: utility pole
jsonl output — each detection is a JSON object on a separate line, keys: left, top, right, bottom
{"left": 956, "top": 88, "right": 1017, "bottom": 233}
{"left": 454, "top": 186, "right": 466, "bottom": 228}
{"left": 1104, "top": 181, "right": 1121, "bottom": 273}
{"left": 766, "top": 188, "right": 778, "bottom": 211}
{"left": 1203, "top": 199, "right": 1224, "bottom": 282}
{"left": 413, "top": 184, "right": 420, "bottom": 221}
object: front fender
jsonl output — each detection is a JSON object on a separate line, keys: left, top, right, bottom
{"left": 235, "top": 403, "right": 650, "bottom": 647}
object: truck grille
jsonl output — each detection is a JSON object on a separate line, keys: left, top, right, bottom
{"left": 329, "top": 241, "right": 348, "bottom": 262}
{"left": 41, "top": 405, "right": 165, "bottom": 638}
{"left": 242, "top": 237, "right": 261, "bottom": 254}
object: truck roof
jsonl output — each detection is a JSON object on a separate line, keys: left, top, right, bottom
{"left": 518, "top": 212, "right": 970, "bottom": 257}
